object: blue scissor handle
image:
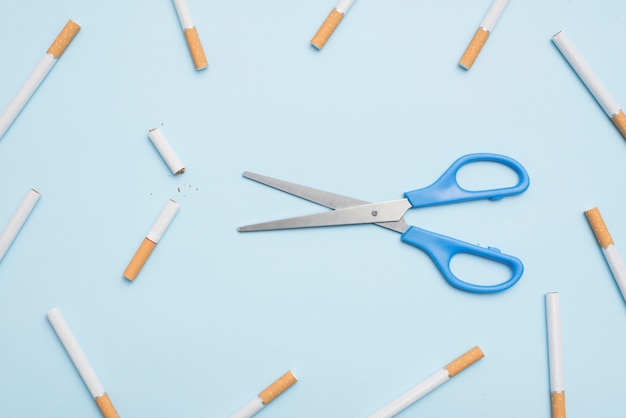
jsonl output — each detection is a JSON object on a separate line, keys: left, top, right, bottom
{"left": 400, "top": 226, "right": 523, "bottom": 293}
{"left": 404, "top": 153, "right": 530, "bottom": 208}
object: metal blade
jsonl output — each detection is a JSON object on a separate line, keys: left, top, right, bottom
{"left": 240, "top": 172, "right": 411, "bottom": 234}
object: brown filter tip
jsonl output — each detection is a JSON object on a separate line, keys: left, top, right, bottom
{"left": 459, "top": 28, "right": 490, "bottom": 70}
{"left": 584, "top": 207, "right": 614, "bottom": 248}
{"left": 95, "top": 393, "right": 120, "bottom": 418}
{"left": 611, "top": 110, "right": 626, "bottom": 141}
{"left": 258, "top": 371, "right": 298, "bottom": 405}
{"left": 123, "top": 237, "right": 157, "bottom": 281}
{"left": 311, "top": 9, "right": 344, "bottom": 50}
{"left": 47, "top": 20, "right": 81, "bottom": 59}
{"left": 444, "top": 346, "right": 484, "bottom": 378}
{"left": 551, "top": 391, "right": 566, "bottom": 418}
{"left": 184, "top": 27, "right": 208, "bottom": 70}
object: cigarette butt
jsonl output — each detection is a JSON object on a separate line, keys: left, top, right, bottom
{"left": 585, "top": 207, "right": 614, "bottom": 248}
{"left": 258, "top": 371, "right": 298, "bottom": 405}
{"left": 123, "top": 237, "right": 157, "bottom": 281}
{"left": 148, "top": 128, "right": 185, "bottom": 175}
{"left": 611, "top": 110, "right": 626, "bottom": 140}
{"left": 184, "top": 27, "right": 208, "bottom": 70}
{"left": 311, "top": 9, "right": 344, "bottom": 50}
{"left": 95, "top": 393, "right": 120, "bottom": 418}
{"left": 459, "top": 28, "right": 490, "bottom": 70}
{"left": 444, "top": 346, "right": 484, "bottom": 377}
{"left": 551, "top": 391, "right": 566, "bottom": 418}
{"left": 47, "top": 20, "right": 81, "bottom": 59}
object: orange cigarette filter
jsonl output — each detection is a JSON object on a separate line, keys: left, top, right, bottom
{"left": 184, "top": 27, "right": 208, "bottom": 70}
{"left": 551, "top": 392, "right": 566, "bottom": 418}
{"left": 123, "top": 237, "right": 157, "bottom": 281}
{"left": 585, "top": 207, "right": 614, "bottom": 249}
{"left": 444, "top": 345, "right": 485, "bottom": 377}
{"left": 611, "top": 111, "right": 626, "bottom": 140}
{"left": 258, "top": 370, "right": 298, "bottom": 405}
{"left": 47, "top": 20, "right": 81, "bottom": 59}
{"left": 459, "top": 28, "right": 490, "bottom": 70}
{"left": 311, "top": 9, "right": 344, "bottom": 50}
{"left": 96, "top": 393, "right": 120, "bottom": 418}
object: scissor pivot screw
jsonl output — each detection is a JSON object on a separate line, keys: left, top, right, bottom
{"left": 372, "top": 210, "right": 378, "bottom": 216}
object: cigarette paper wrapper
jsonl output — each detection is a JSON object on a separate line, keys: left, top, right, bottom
{"left": 585, "top": 207, "right": 613, "bottom": 248}
{"left": 123, "top": 237, "right": 157, "bottom": 281}
{"left": 459, "top": 28, "right": 489, "bottom": 70}
{"left": 47, "top": 20, "right": 81, "bottom": 59}
{"left": 259, "top": 371, "right": 297, "bottom": 405}
{"left": 445, "top": 346, "right": 484, "bottom": 377}
{"left": 96, "top": 393, "right": 120, "bottom": 418}
{"left": 184, "top": 27, "right": 208, "bottom": 70}
{"left": 551, "top": 391, "right": 566, "bottom": 418}
{"left": 311, "top": 9, "right": 344, "bottom": 50}
{"left": 611, "top": 111, "right": 626, "bottom": 140}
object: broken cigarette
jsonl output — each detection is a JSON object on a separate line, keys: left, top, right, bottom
{"left": 459, "top": 0, "right": 509, "bottom": 70}
{"left": 173, "top": 0, "right": 208, "bottom": 70}
{"left": 368, "top": 346, "right": 484, "bottom": 417}
{"left": 148, "top": 128, "right": 185, "bottom": 175}
{"left": 230, "top": 371, "right": 297, "bottom": 418}
{"left": 47, "top": 307, "right": 120, "bottom": 418}
{"left": 123, "top": 199, "right": 180, "bottom": 281}
{"left": 584, "top": 207, "right": 626, "bottom": 301}
{"left": 0, "top": 20, "right": 80, "bottom": 140}
{"left": 311, "top": 0, "right": 356, "bottom": 50}
{"left": 546, "top": 292, "right": 566, "bottom": 418}
{"left": 552, "top": 31, "right": 626, "bottom": 140}
{"left": 0, "top": 188, "right": 40, "bottom": 263}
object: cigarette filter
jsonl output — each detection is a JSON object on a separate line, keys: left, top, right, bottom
{"left": 230, "top": 371, "right": 297, "bottom": 418}
{"left": 47, "top": 307, "right": 119, "bottom": 418}
{"left": 0, "top": 188, "right": 40, "bottom": 263}
{"left": 459, "top": 0, "right": 509, "bottom": 70}
{"left": 546, "top": 292, "right": 565, "bottom": 418}
{"left": 585, "top": 207, "right": 626, "bottom": 301}
{"left": 0, "top": 20, "right": 80, "bottom": 140}
{"left": 173, "top": 0, "right": 208, "bottom": 70}
{"left": 311, "top": 0, "right": 356, "bottom": 50}
{"left": 123, "top": 199, "right": 179, "bottom": 281}
{"left": 552, "top": 31, "right": 626, "bottom": 140}
{"left": 148, "top": 128, "right": 185, "bottom": 175}
{"left": 368, "top": 346, "right": 484, "bottom": 418}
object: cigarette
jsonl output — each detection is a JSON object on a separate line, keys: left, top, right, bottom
{"left": 46, "top": 307, "right": 120, "bottom": 418}
{"left": 173, "top": 0, "right": 208, "bottom": 70}
{"left": 123, "top": 199, "right": 180, "bottom": 281}
{"left": 368, "top": 346, "right": 484, "bottom": 418}
{"left": 311, "top": 0, "right": 356, "bottom": 50}
{"left": 147, "top": 128, "right": 185, "bottom": 175}
{"left": 546, "top": 292, "right": 566, "bottom": 418}
{"left": 584, "top": 207, "right": 626, "bottom": 301}
{"left": 552, "top": 31, "right": 626, "bottom": 140}
{"left": 458, "top": 0, "right": 509, "bottom": 70}
{"left": 230, "top": 371, "right": 297, "bottom": 418}
{"left": 0, "top": 20, "right": 80, "bottom": 140}
{"left": 0, "top": 188, "right": 41, "bottom": 263}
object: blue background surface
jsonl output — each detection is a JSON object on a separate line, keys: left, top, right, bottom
{"left": 1, "top": 0, "right": 626, "bottom": 416}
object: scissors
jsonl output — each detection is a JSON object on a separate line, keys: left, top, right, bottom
{"left": 238, "top": 153, "right": 530, "bottom": 293}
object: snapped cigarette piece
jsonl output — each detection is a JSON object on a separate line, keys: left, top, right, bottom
{"left": 311, "top": 0, "right": 356, "bottom": 50}
{"left": 585, "top": 207, "right": 626, "bottom": 301}
{"left": 230, "top": 371, "right": 297, "bottom": 418}
{"left": 173, "top": 0, "right": 208, "bottom": 70}
{"left": 0, "top": 20, "right": 80, "bottom": 140}
{"left": 459, "top": 0, "right": 509, "bottom": 70}
{"left": 0, "top": 188, "right": 40, "bottom": 263}
{"left": 123, "top": 199, "right": 180, "bottom": 281}
{"left": 552, "top": 31, "right": 626, "bottom": 140}
{"left": 147, "top": 128, "right": 185, "bottom": 175}
{"left": 368, "top": 346, "right": 484, "bottom": 418}
{"left": 546, "top": 292, "right": 566, "bottom": 418}
{"left": 47, "top": 307, "right": 120, "bottom": 418}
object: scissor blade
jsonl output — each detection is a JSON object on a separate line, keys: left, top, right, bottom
{"left": 238, "top": 199, "right": 412, "bottom": 232}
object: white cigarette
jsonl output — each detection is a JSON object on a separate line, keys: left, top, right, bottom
{"left": 368, "top": 346, "right": 484, "bottom": 418}
{"left": 0, "top": 20, "right": 80, "bottom": 140}
{"left": 47, "top": 307, "right": 120, "bottom": 418}
{"left": 230, "top": 371, "right": 297, "bottom": 418}
{"left": 546, "top": 292, "right": 566, "bottom": 417}
{"left": 0, "top": 188, "right": 40, "bottom": 262}
{"left": 123, "top": 199, "right": 180, "bottom": 281}
{"left": 311, "top": 0, "right": 356, "bottom": 50}
{"left": 584, "top": 207, "right": 626, "bottom": 301}
{"left": 552, "top": 31, "right": 626, "bottom": 140}
{"left": 459, "top": 0, "right": 509, "bottom": 70}
{"left": 173, "top": 0, "right": 208, "bottom": 70}
{"left": 148, "top": 128, "right": 185, "bottom": 175}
